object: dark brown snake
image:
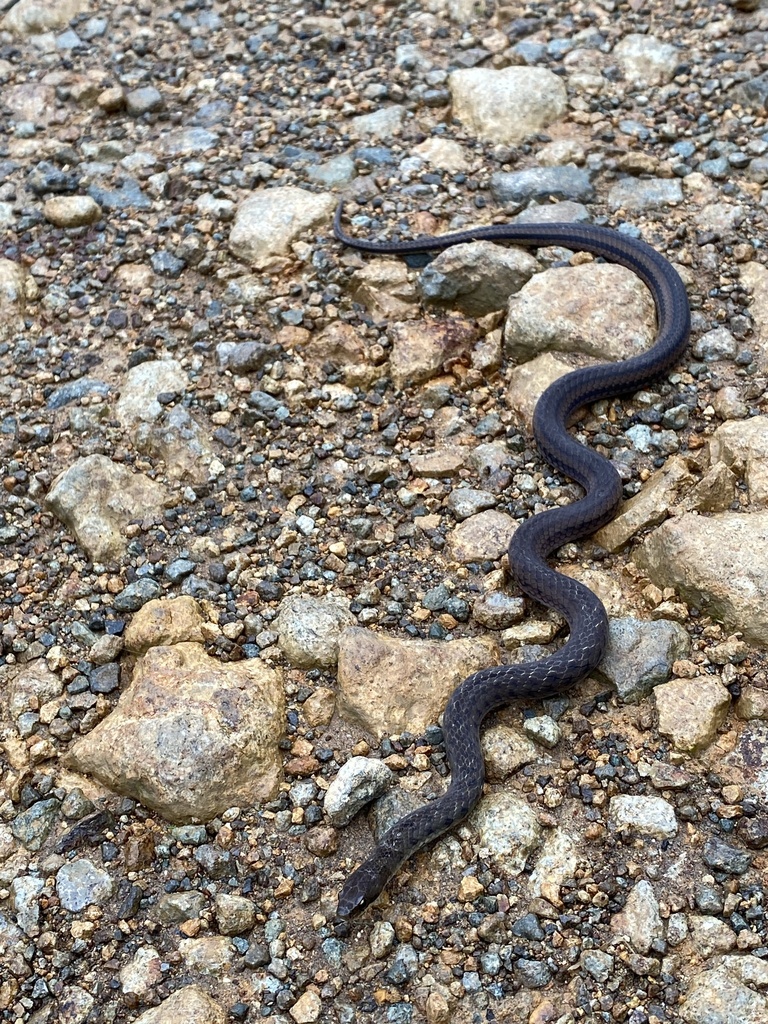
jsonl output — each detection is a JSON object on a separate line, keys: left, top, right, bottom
{"left": 333, "top": 201, "right": 690, "bottom": 917}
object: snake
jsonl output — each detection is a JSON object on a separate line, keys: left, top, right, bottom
{"left": 332, "top": 200, "right": 690, "bottom": 917}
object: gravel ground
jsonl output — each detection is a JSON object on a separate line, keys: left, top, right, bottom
{"left": 1, "top": 0, "right": 768, "bottom": 1023}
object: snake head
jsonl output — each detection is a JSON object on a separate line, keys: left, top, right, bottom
{"left": 336, "top": 859, "right": 391, "bottom": 918}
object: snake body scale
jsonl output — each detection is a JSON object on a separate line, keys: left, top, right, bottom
{"left": 333, "top": 201, "right": 690, "bottom": 917}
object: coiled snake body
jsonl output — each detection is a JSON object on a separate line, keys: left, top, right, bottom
{"left": 333, "top": 203, "right": 690, "bottom": 917}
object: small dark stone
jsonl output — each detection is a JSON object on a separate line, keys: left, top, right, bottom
{"left": 702, "top": 836, "right": 752, "bottom": 875}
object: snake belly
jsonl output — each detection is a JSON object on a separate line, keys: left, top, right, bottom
{"left": 333, "top": 202, "right": 690, "bottom": 917}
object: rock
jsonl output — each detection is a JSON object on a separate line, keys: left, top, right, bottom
{"left": 522, "top": 715, "right": 560, "bottom": 748}
{"left": 323, "top": 756, "right": 394, "bottom": 826}
{"left": 472, "top": 591, "right": 525, "bottom": 628}
{"left": 419, "top": 241, "right": 538, "bottom": 317}
{"left": 608, "top": 795, "right": 678, "bottom": 838}
{"left": 481, "top": 724, "right": 538, "bottom": 779}
{"left": 702, "top": 836, "right": 753, "bottom": 875}
{"left": 611, "top": 880, "right": 663, "bottom": 954}
{"left": 741, "top": 261, "right": 768, "bottom": 369}
{"left": 528, "top": 830, "right": 581, "bottom": 905}
{"left": 413, "top": 137, "right": 468, "bottom": 172}
{"left": 688, "top": 915, "right": 738, "bottom": 956}
{"left": 613, "top": 34, "right": 680, "bottom": 86}
{"left": 597, "top": 616, "right": 691, "bottom": 702}
{"left": 113, "top": 263, "right": 154, "bottom": 291}
{"left": 115, "top": 359, "right": 189, "bottom": 428}
{"left": 45, "top": 454, "right": 167, "bottom": 562}
{"left": 64, "top": 643, "right": 284, "bottom": 823}
{"left": 504, "top": 263, "right": 656, "bottom": 364}
{"left": 130, "top": 984, "right": 227, "bottom": 1024}
{"left": 123, "top": 597, "right": 206, "bottom": 654}
{"left": 490, "top": 166, "right": 595, "bottom": 206}
{"left": 472, "top": 792, "right": 542, "bottom": 876}
{"left": 696, "top": 327, "right": 741, "bottom": 364}
{"left": 350, "top": 259, "right": 419, "bottom": 320}
{"left": 2, "top": 0, "right": 88, "bottom": 36}
{"left": 681, "top": 955, "right": 768, "bottom": 1024}
{"left": 43, "top": 195, "right": 101, "bottom": 227}
{"left": 695, "top": 203, "right": 745, "bottom": 238}
{"left": 411, "top": 450, "right": 465, "bottom": 479}
{"left": 388, "top": 316, "right": 478, "bottom": 387}
{"left": 608, "top": 177, "right": 684, "bottom": 212}
{"left": 10, "top": 875, "right": 44, "bottom": 936}
{"left": 447, "top": 509, "right": 518, "bottom": 563}
{"left": 55, "top": 858, "right": 114, "bottom": 911}
{"left": 10, "top": 798, "right": 60, "bottom": 851}
{"left": 125, "top": 86, "right": 164, "bottom": 115}
{"left": 274, "top": 592, "right": 355, "bottom": 668}
{"left": 445, "top": 488, "right": 497, "bottom": 521}
{"left": 449, "top": 67, "right": 567, "bottom": 145}
{"left": 151, "top": 128, "right": 219, "bottom": 159}
{"left": 0, "top": 258, "right": 38, "bottom": 340}
{"left": 290, "top": 990, "right": 323, "bottom": 1024}
{"left": 119, "top": 946, "right": 163, "bottom": 999}
{"left": 513, "top": 200, "right": 591, "bottom": 224}
{"left": 336, "top": 626, "right": 499, "bottom": 739}
{"left": 709, "top": 417, "right": 768, "bottom": 505}
{"left": 637, "top": 512, "right": 768, "bottom": 645}
{"left": 654, "top": 676, "right": 731, "bottom": 753}
{"left": 8, "top": 660, "right": 63, "bottom": 721}
{"left": 348, "top": 104, "right": 406, "bottom": 139}
{"left": 229, "top": 186, "right": 336, "bottom": 266}
{"left": 594, "top": 456, "right": 695, "bottom": 552}
{"left": 214, "top": 894, "right": 257, "bottom": 936}
{"left": 506, "top": 351, "right": 577, "bottom": 427}
{"left": 134, "top": 405, "right": 217, "bottom": 484}
{"left": 306, "top": 154, "right": 357, "bottom": 187}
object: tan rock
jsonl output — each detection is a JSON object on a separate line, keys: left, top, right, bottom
{"left": 611, "top": 879, "right": 663, "bottom": 954}
{"left": 688, "top": 914, "right": 738, "bottom": 956}
{"left": 337, "top": 626, "right": 499, "bottom": 739}
{"left": 507, "top": 351, "right": 579, "bottom": 428}
{"left": 481, "top": 724, "right": 538, "bottom": 780}
{"left": 177, "top": 937, "right": 235, "bottom": 975}
{"left": 447, "top": 509, "right": 518, "bottom": 563}
{"left": 229, "top": 186, "right": 335, "bottom": 267}
{"left": 45, "top": 455, "right": 167, "bottom": 562}
{"left": 2, "top": 0, "right": 88, "bottom": 36}
{"left": 388, "top": 316, "right": 478, "bottom": 388}
{"left": 637, "top": 511, "right": 768, "bottom": 645}
{"left": 504, "top": 263, "right": 655, "bottom": 365}
{"left": 113, "top": 263, "right": 154, "bottom": 291}
{"left": 741, "top": 261, "right": 768, "bottom": 368}
{"left": 654, "top": 675, "right": 731, "bottom": 753}
{"left": 307, "top": 321, "right": 380, "bottom": 388}
{"left": 124, "top": 597, "right": 205, "bottom": 654}
{"left": 43, "top": 196, "right": 101, "bottom": 228}
{"left": 0, "top": 258, "right": 38, "bottom": 341}
{"left": 410, "top": 450, "right": 465, "bottom": 478}
{"left": 289, "top": 990, "right": 323, "bottom": 1024}
{"left": 302, "top": 686, "right": 336, "bottom": 727}
{"left": 736, "top": 685, "right": 768, "bottom": 720}
{"left": 709, "top": 416, "right": 768, "bottom": 505}
{"left": 449, "top": 67, "right": 567, "bottom": 145}
{"left": 595, "top": 456, "right": 694, "bottom": 552}
{"left": 350, "top": 258, "right": 419, "bottom": 320}
{"left": 65, "top": 643, "right": 284, "bottom": 822}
